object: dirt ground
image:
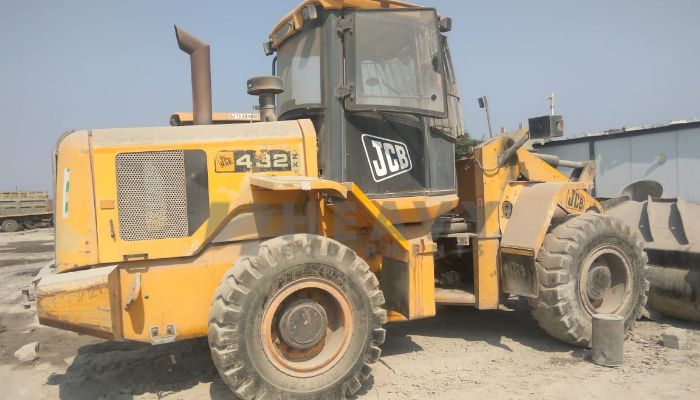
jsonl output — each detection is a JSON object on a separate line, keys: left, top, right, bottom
{"left": 1, "top": 229, "right": 699, "bottom": 399}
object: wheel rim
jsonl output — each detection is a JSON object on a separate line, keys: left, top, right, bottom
{"left": 261, "top": 277, "right": 353, "bottom": 378}
{"left": 579, "top": 245, "right": 632, "bottom": 315}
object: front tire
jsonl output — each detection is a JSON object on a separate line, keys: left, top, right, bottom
{"left": 208, "top": 234, "right": 386, "bottom": 399}
{"left": 2, "top": 219, "right": 21, "bottom": 233}
{"left": 528, "top": 214, "right": 649, "bottom": 346}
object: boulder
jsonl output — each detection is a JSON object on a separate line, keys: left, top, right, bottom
{"left": 14, "top": 341, "right": 39, "bottom": 362}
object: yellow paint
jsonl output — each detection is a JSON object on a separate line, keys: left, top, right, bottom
{"left": 516, "top": 148, "right": 569, "bottom": 182}
{"left": 40, "top": 172, "right": 442, "bottom": 341}
{"left": 44, "top": 113, "right": 450, "bottom": 341}
{"left": 472, "top": 237, "right": 500, "bottom": 309}
{"left": 343, "top": 183, "right": 411, "bottom": 257}
{"left": 373, "top": 194, "right": 459, "bottom": 225}
{"left": 387, "top": 310, "right": 408, "bottom": 322}
{"left": 463, "top": 129, "right": 603, "bottom": 309}
{"left": 298, "top": 119, "right": 319, "bottom": 177}
{"left": 556, "top": 185, "right": 602, "bottom": 215}
{"left": 99, "top": 199, "right": 115, "bottom": 210}
{"left": 468, "top": 135, "right": 520, "bottom": 309}
{"left": 88, "top": 122, "right": 310, "bottom": 267}
{"left": 213, "top": 151, "right": 237, "bottom": 172}
{"left": 54, "top": 131, "right": 99, "bottom": 273}
{"left": 408, "top": 246, "right": 437, "bottom": 319}
{"left": 36, "top": 266, "right": 121, "bottom": 339}
{"left": 499, "top": 181, "right": 602, "bottom": 258}
{"left": 250, "top": 176, "right": 348, "bottom": 198}
{"left": 46, "top": 114, "right": 607, "bottom": 343}
{"left": 36, "top": 243, "right": 257, "bottom": 342}
{"left": 117, "top": 243, "right": 256, "bottom": 341}
{"left": 41, "top": 1, "right": 618, "bottom": 347}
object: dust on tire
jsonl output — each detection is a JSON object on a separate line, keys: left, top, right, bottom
{"left": 528, "top": 213, "right": 649, "bottom": 347}
{"left": 208, "top": 234, "right": 387, "bottom": 399}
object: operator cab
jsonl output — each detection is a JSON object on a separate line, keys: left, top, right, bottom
{"left": 265, "top": 2, "right": 463, "bottom": 199}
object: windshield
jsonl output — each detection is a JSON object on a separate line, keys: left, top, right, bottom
{"left": 347, "top": 9, "right": 446, "bottom": 117}
{"left": 277, "top": 26, "right": 322, "bottom": 115}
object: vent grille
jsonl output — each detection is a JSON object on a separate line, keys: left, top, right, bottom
{"left": 116, "top": 151, "right": 188, "bottom": 241}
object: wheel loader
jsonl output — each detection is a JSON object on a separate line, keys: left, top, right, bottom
{"left": 35, "top": 1, "right": 649, "bottom": 398}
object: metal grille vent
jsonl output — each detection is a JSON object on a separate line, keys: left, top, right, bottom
{"left": 116, "top": 151, "right": 188, "bottom": 241}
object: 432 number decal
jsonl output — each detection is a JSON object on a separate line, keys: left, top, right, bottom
{"left": 215, "top": 150, "right": 299, "bottom": 173}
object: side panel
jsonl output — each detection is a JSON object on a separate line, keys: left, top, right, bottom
{"left": 54, "top": 131, "right": 99, "bottom": 272}
{"left": 37, "top": 242, "right": 260, "bottom": 342}
{"left": 118, "top": 241, "right": 261, "bottom": 342}
{"left": 630, "top": 132, "right": 678, "bottom": 197}
{"left": 379, "top": 245, "right": 437, "bottom": 320}
{"left": 89, "top": 122, "right": 310, "bottom": 265}
{"left": 677, "top": 129, "right": 700, "bottom": 201}
{"left": 594, "top": 136, "right": 632, "bottom": 198}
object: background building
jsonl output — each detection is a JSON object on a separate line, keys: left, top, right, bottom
{"left": 532, "top": 119, "right": 700, "bottom": 202}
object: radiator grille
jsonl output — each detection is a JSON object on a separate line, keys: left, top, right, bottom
{"left": 116, "top": 151, "right": 188, "bottom": 241}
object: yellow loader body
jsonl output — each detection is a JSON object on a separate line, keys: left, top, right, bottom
{"left": 38, "top": 119, "right": 457, "bottom": 342}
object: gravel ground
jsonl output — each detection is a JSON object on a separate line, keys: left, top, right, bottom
{"left": 0, "top": 229, "right": 699, "bottom": 399}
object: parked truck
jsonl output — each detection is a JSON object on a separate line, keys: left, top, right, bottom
{"left": 0, "top": 191, "right": 53, "bottom": 232}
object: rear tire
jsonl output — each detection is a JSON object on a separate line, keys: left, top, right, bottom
{"left": 23, "top": 218, "right": 40, "bottom": 230}
{"left": 528, "top": 214, "right": 649, "bottom": 347}
{"left": 2, "top": 219, "right": 21, "bottom": 233}
{"left": 208, "top": 234, "right": 386, "bottom": 399}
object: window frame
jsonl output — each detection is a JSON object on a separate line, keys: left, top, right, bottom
{"left": 276, "top": 23, "right": 325, "bottom": 116}
{"left": 343, "top": 8, "right": 448, "bottom": 119}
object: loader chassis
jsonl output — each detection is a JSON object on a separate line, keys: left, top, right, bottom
{"left": 36, "top": 1, "right": 647, "bottom": 399}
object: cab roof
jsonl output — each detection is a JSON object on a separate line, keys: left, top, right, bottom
{"left": 268, "top": 0, "right": 421, "bottom": 50}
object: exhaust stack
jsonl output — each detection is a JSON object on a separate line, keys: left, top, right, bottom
{"left": 174, "top": 25, "right": 212, "bottom": 125}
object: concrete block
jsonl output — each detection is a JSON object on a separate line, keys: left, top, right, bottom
{"left": 662, "top": 328, "right": 687, "bottom": 349}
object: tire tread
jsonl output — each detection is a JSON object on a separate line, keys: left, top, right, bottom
{"left": 208, "top": 234, "right": 386, "bottom": 400}
{"left": 529, "top": 214, "right": 650, "bottom": 347}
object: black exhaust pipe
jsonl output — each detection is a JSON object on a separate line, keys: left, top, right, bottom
{"left": 174, "top": 25, "right": 212, "bottom": 125}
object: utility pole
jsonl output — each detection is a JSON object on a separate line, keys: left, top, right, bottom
{"left": 478, "top": 96, "right": 494, "bottom": 138}
{"left": 546, "top": 92, "right": 555, "bottom": 116}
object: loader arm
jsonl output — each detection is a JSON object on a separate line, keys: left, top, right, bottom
{"left": 459, "top": 130, "right": 603, "bottom": 307}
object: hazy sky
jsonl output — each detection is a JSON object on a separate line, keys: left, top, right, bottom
{"left": 1, "top": 0, "right": 699, "bottom": 191}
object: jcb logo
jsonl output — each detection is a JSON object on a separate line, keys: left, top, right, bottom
{"left": 566, "top": 189, "right": 585, "bottom": 211}
{"left": 361, "top": 134, "right": 412, "bottom": 182}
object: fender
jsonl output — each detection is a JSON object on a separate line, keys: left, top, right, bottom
{"left": 499, "top": 181, "right": 603, "bottom": 297}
